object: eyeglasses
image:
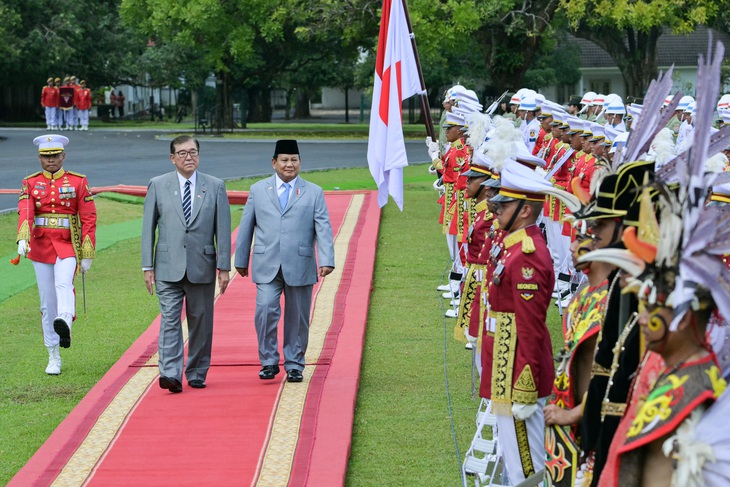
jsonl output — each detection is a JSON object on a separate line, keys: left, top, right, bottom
{"left": 176, "top": 149, "right": 199, "bottom": 158}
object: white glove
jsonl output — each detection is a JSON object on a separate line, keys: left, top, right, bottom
{"left": 433, "top": 178, "right": 445, "bottom": 195}
{"left": 18, "top": 240, "right": 29, "bottom": 257}
{"left": 465, "top": 329, "right": 478, "bottom": 346}
{"left": 512, "top": 403, "right": 538, "bottom": 421}
{"left": 428, "top": 164, "right": 438, "bottom": 175}
{"left": 426, "top": 136, "right": 440, "bottom": 161}
{"left": 81, "top": 258, "right": 93, "bottom": 273}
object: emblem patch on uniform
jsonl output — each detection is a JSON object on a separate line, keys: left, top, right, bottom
{"left": 521, "top": 267, "right": 534, "bottom": 280}
{"left": 520, "top": 293, "right": 534, "bottom": 301}
{"left": 530, "top": 131, "right": 536, "bottom": 138}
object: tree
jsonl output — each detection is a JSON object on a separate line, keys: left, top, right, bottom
{"left": 559, "top": 0, "right": 722, "bottom": 94}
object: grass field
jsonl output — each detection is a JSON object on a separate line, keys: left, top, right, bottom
{"left": 0, "top": 163, "right": 562, "bottom": 485}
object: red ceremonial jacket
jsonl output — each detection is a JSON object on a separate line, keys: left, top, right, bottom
{"left": 41, "top": 86, "right": 59, "bottom": 108}
{"left": 76, "top": 88, "right": 93, "bottom": 110}
{"left": 17, "top": 168, "right": 97, "bottom": 264}
{"left": 480, "top": 224, "right": 556, "bottom": 414}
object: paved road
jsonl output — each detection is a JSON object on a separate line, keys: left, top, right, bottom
{"left": 0, "top": 129, "right": 426, "bottom": 212}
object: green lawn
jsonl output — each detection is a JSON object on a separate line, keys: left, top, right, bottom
{"left": 0, "top": 164, "right": 562, "bottom": 485}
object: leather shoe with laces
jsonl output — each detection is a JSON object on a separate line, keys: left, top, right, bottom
{"left": 287, "top": 369, "right": 303, "bottom": 382}
{"left": 259, "top": 365, "right": 280, "bottom": 380}
{"left": 188, "top": 379, "right": 206, "bottom": 389}
{"left": 159, "top": 376, "right": 182, "bottom": 393}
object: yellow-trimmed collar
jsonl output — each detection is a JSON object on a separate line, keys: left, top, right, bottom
{"left": 42, "top": 168, "right": 66, "bottom": 180}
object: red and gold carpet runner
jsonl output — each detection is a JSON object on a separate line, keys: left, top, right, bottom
{"left": 10, "top": 191, "right": 380, "bottom": 487}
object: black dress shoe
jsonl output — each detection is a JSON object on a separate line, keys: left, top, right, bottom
{"left": 259, "top": 365, "right": 280, "bottom": 380}
{"left": 159, "top": 376, "right": 183, "bottom": 393}
{"left": 287, "top": 369, "right": 303, "bottom": 383}
{"left": 188, "top": 379, "right": 206, "bottom": 389}
{"left": 53, "top": 318, "right": 71, "bottom": 348}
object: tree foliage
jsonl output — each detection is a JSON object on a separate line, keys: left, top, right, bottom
{"left": 559, "top": 0, "right": 722, "bottom": 94}
{"left": 0, "top": 0, "right": 141, "bottom": 87}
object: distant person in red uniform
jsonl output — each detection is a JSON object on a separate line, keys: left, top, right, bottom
{"left": 116, "top": 90, "right": 125, "bottom": 118}
{"left": 76, "top": 80, "right": 92, "bottom": 131}
{"left": 41, "top": 77, "right": 59, "bottom": 130}
{"left": 16, "top": 135, "right": 97, "bottom": 375}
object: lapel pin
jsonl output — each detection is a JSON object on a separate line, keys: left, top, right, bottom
{"left": 297, "top": 188, "right": 301, "bottom": 196}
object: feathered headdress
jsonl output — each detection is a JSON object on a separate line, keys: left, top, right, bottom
{"left": 579, "top": 35, "right": 730, "bottom": 330}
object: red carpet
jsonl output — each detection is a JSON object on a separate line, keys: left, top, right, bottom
{"left": 9, "top": 191, "right": 380, "bottom": 487}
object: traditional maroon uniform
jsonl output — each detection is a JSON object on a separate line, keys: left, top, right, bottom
{"left": 481, "top": 224, "right": 556, "bottom": 406}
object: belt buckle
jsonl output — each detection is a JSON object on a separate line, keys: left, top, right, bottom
{"left": 48, "top": 217, "right": 58, "bottom": 227}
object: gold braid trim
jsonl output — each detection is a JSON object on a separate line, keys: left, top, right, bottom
{"left": 503, "top": 229, "right": 535, "bottom": 253}
{"left": 512, "top": 365, "right": 538, "bottom": 404}
{"left": 69, "top": 214, "right": 83, "bottom": 269}
{"left": 17, "top": 220, "right": 30, "bottom": 242}
{"left": 515, "top": 419, "right": 536, "bottom": 478}
{"left": 491, "top": 311, "right": 517, "bottom": 416}
{"left": 81, "top": 235, "right": 95, "bottom": 259}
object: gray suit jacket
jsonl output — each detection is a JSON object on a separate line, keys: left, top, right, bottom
{"left": 234, "top": 175, "right": 334, "bottom": 286}
{"left": 141, "top": 171, "right": 231, "bottom": 283}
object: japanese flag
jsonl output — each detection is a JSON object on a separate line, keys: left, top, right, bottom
{"left": 367, "top": 0, "right": 422, "bottom": 210}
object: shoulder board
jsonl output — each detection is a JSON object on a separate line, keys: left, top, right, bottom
{"left": 24, "top": 171, "right": 42, "bottom": 179}
{"left": 522, "top": 236, "right": 535, "bottom": 254}
{"left": 65, "top": 170, "right": 87, "bottom": 178}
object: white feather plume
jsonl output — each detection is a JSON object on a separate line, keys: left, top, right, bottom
{"left": 705, "top": 152, "right": 729, "bottom": 173}
{"left": 465, "top": 112, "right": 492, "bottom": 151}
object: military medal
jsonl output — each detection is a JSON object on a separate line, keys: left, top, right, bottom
{"left": 490, "top": 243, "right": 502, "bottom": 261}
{"left": 493, "top": 263, "right": 504, "bottom": 285}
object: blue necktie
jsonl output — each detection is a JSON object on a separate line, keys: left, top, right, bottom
{"left": 279, "top": 182, "right": 290, "bottom": 211}
{"left": 183, "top": 180, "right": 192, "bottom": 224}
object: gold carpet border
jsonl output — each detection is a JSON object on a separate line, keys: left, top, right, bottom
{"left": 254, "top": 194, "right": 363, "bottom": 486}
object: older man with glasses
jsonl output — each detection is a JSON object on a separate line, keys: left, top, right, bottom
{"left": 141, "top": 135, "right": 231, "bottom": 393}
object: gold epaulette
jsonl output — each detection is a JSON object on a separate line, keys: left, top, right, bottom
{"left": 24, "top": 171, "right": 42, "bottom": 180}
{"left": 81, "top": 235, "right": 95, "bottom": 259}
{"left": 575, "top": 150, "right": 585, "bottom": 158}
{"left": 475, "top": 200, "right": 489, "bottom": 213}
{"left": 453, "top": 139, "right": 464, "bottom": 150}
{"left": 432, "top": 158, "right": 444, "bottom": 171}
{"left": 545, "top": 134, "right": 553, "bottom": 141}
{"left": 66, "top": 170, "right": 87, "bottom": 178}
{"left": 522, "top": 236, "right": 535, "bottom": 254}
{"left": 17, "top": 220, "right": 30, "bottom": 242}
{"left": 503, "top": 228, "right": 535, "bottom": 253}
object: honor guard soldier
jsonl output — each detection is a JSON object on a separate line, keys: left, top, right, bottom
{"left": 480, "top": 161, "right": 556, "bottom": 485}
{"left": 518, "top": 94, "right": 540, "bottom": 153}
{"left": 59, "top": 77, "right": 75, "bottom": 130}
{"left": 432, "top": 111, "right": 469, "bottom": 302}
{"left": 41, "top": 78, "right": 59, "bottom": 130}
{"left": 16, "top": 135, "right": 97, "bottom": 374}
{"left": 578, "top": 91, "right": 597, "bottom": 119}
{"left": 454, "top": 152, "right": 494, "bottom": 345}
{"left": 590, "top": 94, "right": 605, "bottom": 123}
{"left": 76, "top": 80, "right": 92, "bottom": 131}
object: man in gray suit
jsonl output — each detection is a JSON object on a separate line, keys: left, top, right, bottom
{"left": 142, "top": 135, "right": 231, "bottom": 393}
{"left": 235, "top": 140, "right": 334, "bottom": 382}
